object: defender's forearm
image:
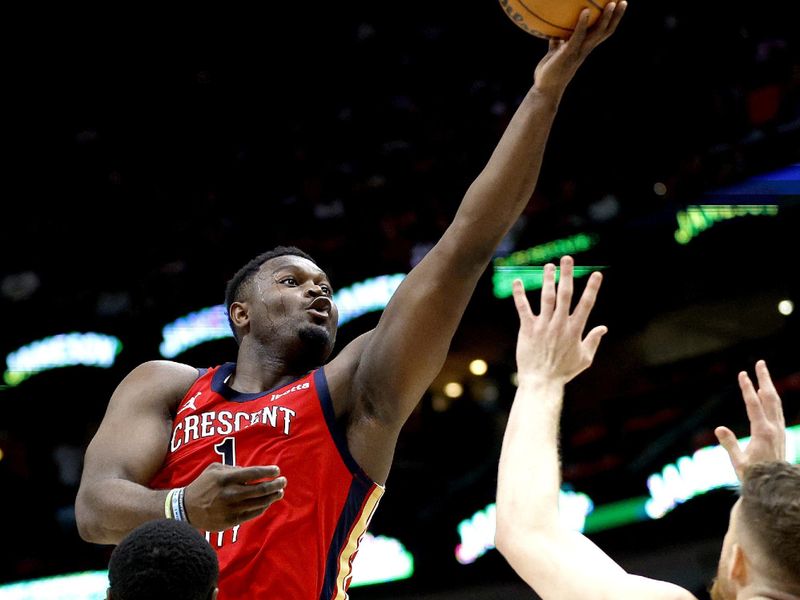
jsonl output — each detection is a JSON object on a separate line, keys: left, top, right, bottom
{"left": 496, "top": 378, "right": 564, "bottom": 539}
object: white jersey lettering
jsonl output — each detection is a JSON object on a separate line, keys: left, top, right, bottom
{"left": 169, "top": 405, "right": 298, "bottom": 452}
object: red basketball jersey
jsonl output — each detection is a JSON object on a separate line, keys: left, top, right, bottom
{"left": 149, "top": 364, "right": 384, "bottom": 600}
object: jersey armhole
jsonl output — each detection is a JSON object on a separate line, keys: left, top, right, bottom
{"left": 313, "top": 368, "right": 377, "bottom": 487}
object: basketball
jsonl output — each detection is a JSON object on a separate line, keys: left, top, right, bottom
{"left": 498, "top": 0, "right": 612, "bottom": 39}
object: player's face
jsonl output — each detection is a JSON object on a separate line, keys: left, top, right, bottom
{"left": 250, "top": 255, "right": 339, "bottom": 364}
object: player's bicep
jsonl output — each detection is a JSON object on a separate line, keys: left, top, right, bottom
{"left": 499, "top": 529, "right": 697, "bottom": 600}
{"left": 82, "top": 361, "right": 193, "bottom": 485}
{"left": 353, "top": 237, "right": 481, "bottom": 420}
{"left": 83, "top": 393, "right": 171, "bottom": 485}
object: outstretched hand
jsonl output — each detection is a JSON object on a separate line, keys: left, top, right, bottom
{"left": 184, "top": 463, "right": 287, "bottom": 531}
{"left": 533, "top": 1, "right": 627, "bottom": 97}
{"left": 512, "top": 256, "right": 607, "bottom": 386}
{"left": 714, "top": 360, "right": 786, "bottom": 481}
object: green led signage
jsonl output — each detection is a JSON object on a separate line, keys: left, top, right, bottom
{"left": 674, "top": 205, "right": 778, "bottom": 245}
{"left": 494, "top": 233, "right": 598, "bottom": 268}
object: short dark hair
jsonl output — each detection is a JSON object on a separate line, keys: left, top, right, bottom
{"left": 108, "top": 519, "right": 218, "bottom": 600}
{"left": 224, "top": 246, "right": 317, "bottom": 342}
{"left": 740, "top": 461, "right": 800, "bottom": 589}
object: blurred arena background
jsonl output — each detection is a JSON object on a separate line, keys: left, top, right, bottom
{"left": 2, "top": 2, "right": 799, "bottom": 598}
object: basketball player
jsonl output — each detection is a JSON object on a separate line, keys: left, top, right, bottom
{"left": 495, "top": 256, "right": 800, "bottom": 600}
{"left": 107, "top": 519, "right": 218, "bottom": 600}
{"left": 75, "top": 5, "right": 627, "bottom": 598}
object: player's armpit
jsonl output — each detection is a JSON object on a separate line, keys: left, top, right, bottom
{"left": 346, "top": 233, "right": 483, "bottom": 425}
{"left": 496, "top": 528, "right": 698, "bottom": 600}
{"left": 324, "top": 331, "right": 373, "bottom": 416}
{"left": 75, "top": 360, "right": 198, "bottom": 544}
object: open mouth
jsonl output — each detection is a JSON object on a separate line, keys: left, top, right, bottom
{"left": 307, "top": 297, "right": 332, "bottom": 319}
{"left": 307, "top": 307, "right": 330, "bottom": 320}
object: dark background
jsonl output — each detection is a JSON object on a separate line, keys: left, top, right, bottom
{"left": 2, "top": 2, "right": 799, "bottom": 598}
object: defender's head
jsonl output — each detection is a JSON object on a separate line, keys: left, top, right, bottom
{"left": 225, "top": 246, "right": 338, "bottom": 367}
{"left": 711, "top": 461, "right": 800, "bottom": 600}
{"left": 107, "top": 519, "right": 219, "bottom": 600}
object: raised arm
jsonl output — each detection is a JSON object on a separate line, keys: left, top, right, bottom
{"left": 76, "top": 361, "right": 286, "bottom": 544}
{"left": 335, "top": 5, "right": 626, "bottom": 438}
{"left": 494, "top": 256, "right": 696, "bottom": 600}
{"left": 714, "top": 360, "right": 787, "bottom": 480}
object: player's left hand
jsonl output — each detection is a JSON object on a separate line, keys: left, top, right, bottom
{"left": 533, "top": 1, "right": 627, "bottom": 98}
{"left": 714, "top": 360, "right": 787, "bottom": 481}
{"left": 513, "top": 255, "right": 607, "bottom": 386}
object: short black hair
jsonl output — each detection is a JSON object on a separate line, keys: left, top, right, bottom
{"left": 224, "top": 246, "right": 317, "bottom": 341}
{"left": 108, "top": 519, "right": 218, "bottom": 600}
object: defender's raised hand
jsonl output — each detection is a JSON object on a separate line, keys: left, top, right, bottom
{"left": 512, "top": 256, "right": 607, "bottom": 386}
{"left": 714, "top": 360, "right": 787, "bottom": 481}
{"left": 498, "top": 257, "right": 700, "bottom": 599}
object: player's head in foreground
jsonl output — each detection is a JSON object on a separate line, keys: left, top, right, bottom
{"left": 107, "top": 519, "right": 219, "bottom": 600}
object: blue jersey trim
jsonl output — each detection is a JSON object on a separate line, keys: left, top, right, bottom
{"left": 210, "top": 362, "right": 312, "bottom": 404}
{"left": 314, "top": 368, "right": 372, "bottom": 484}
{"left": 319, "top": 477, "right": 372, "bottom": 600}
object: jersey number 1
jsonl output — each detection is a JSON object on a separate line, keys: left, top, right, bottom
{"left": 209, "top": 437, "right": 240, "bottom": 547}
{"left": 214, "top": 436, "right": 236, "bottom": 466}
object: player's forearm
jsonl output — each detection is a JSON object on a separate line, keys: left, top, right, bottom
{"left": 449, "top": 86, "right": 561, "bottom": 265}
{"left": 75, "top": 479, "right": 169, "bottom": 545}
{"left": 496, "top": 384, "right": 698, "bottom": 600}
{"left": 496, "top": 378, "right": 564, "bottom": 541}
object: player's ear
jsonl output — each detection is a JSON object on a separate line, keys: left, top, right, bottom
{"left": 229, "top": 301, "right": 250, "bottom": 331}
{"left": 729, "top": 543, "right": 749, "bottom": 587}
{"left": 210, "top": 587, "right": 219, "bottom": 600}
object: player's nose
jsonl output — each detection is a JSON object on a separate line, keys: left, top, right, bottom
{"left": 305, "top": 283, "right": 325, "bottom": 297}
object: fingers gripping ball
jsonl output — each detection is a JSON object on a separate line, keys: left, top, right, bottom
{"left": 498, "top": 0, "right": 612, "bottom": 39}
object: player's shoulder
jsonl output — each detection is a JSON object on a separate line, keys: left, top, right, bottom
{"left": 131, "top": 360, "right": 201, "bottom": 382}
{"left": 119, "top": 360, "right": 203, "bottom": 402}
{"left": 104, "top": 360, "right": 203, "bottom": 415}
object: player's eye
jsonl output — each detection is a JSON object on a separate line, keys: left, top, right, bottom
{"left": 320, "top": 285, "right": 331, "bottom": 296}
{"left": 280, "top": 277, "right": 298, "bottom": 286}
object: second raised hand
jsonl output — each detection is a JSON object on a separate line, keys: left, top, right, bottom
{"left": 714, "top": 360, "right": 787, "bottom": 481}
